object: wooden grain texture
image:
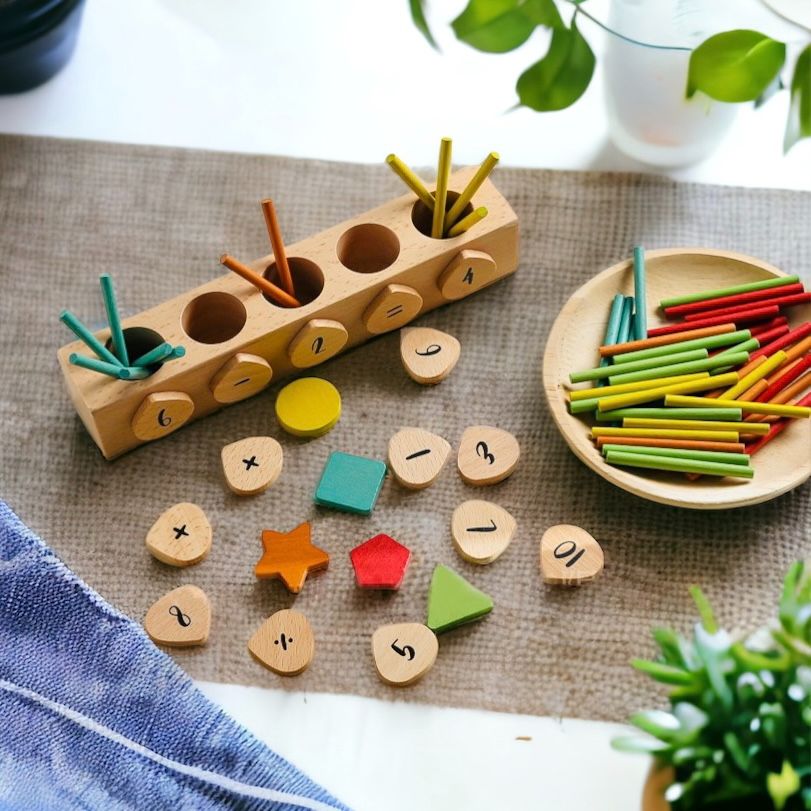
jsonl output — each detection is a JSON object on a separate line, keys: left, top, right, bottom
{"left": 542, "top": 248, "right": 811, "bottom": 509}
{"left": 254, "top": 521, "right": 329, "bottom": 593}
{"left": 371, "top": 623, "right": 438, "bottom": 686}
{"left": 221, "top": 436, "right": 283, "bottom": 495}
{"left": 540, "top": 524, "right": 604, "bottom": 586}
{"left": 451, "top": 499, "right": 517, "bottom": 564}
{"left": 438, "top": 249, "right": 497, "bottom": 300}
{"left": 209, "top": 352, "right": 273, "bottom": 404}
{"left": 144, "top": 584, "right": 211, "bottom": 647}
{"left": 145, "top": 502, "right": 212, "bottom": 567}
{"left": 56, "top": 168, "right": 519, "bottom": 459}
{"left": 457, "top": 425, "right": 520, "bottom": 486}
{"left": 287, "top": 319, "right": 348, "bottom": 368}
{"left": 399, "top": 326, "right": 461, "bottom": 384}
{"left": 362, "top": 284, "right": 423, "bottom": 335}
{"left": 130, "top": 391, "right": 194, "bottom": 441}
{"left": 387, "top": 427, "right": 451, "bottom": 489}
{"left": 248, "top": 608, "right": 314, "bottom": 676}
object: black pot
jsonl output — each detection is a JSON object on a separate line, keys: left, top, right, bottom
{"left": 0, "top": 0, "right": 85, "bottom": 94}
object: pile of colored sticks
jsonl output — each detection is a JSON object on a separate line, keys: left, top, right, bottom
{"left": 62, "top": 274, "right": 185, "bottom": 381}
{"left": 566, "top": 252, "right": 811, "bottom": 480}
{"left": 386, "top": 138, "right": 498, "bottom": 238}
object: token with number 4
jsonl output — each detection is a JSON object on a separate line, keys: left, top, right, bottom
{"left": 371, "top": 623, "right": 438, "bottom": 686}
{"left": 540, "top": 524, "right": 604, "bottom": 586}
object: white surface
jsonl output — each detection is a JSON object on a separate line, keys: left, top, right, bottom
{"left": 198, "top": 681, "right": 647, "bottom": 811}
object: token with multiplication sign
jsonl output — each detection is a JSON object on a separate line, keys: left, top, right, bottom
{"left": 539, "top": 524, "right": 604, "bottom": 586}
{"left": 457, "top": 425, "right": 520, "bottom": 486}
{"left": 371, "top": 623, "right": 438, "bottom": 686}
{"left": 451, "top": 499, "right": 517, "bottom": 564}
{"left": 387, "top": 427, "right": 451, "bottom": 489}
{"left": 221, "top": 436, "right": 283, "bottom": 495}
{"left": 248, "top": 609, "right": 315, "bottom": 676}
{"left": 145, "top": 501, "right": 212, "bottom": 567}
{"left": 399, "top": 326, "right": 461, "bottom": 385}
{"left": 144, "top": 585, "right": 211, "bottom": 647}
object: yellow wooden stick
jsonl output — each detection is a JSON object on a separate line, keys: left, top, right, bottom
{"left": 597, "top": 372, "right": 739, "bottom": 412}
{"left": 720, "top": 350, "right": 787, "bottom": 399}
{"left": 570, "top": 372, "right": 710, "bottom": 402}
{"left": 432, "top": 137, "right": 452, "bottom": 238}
{"left": 622, "top": 418, "right": 770, "bottom": 435}
{"left": 664, "top": 395, "right": 811, "bottom": 419}
{"left": 592, "top": 427, "right": 740, "bottom": 442}
{"left": 444, "top": 151, "right": 499, "bottom": 231}
{"left": 385, "top": 154, "right": 434, "bottom": 209}
{"left": 447, "top": 206, "right": 488, "bottom": 238}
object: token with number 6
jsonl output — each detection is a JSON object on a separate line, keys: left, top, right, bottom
{"left": 371, "top": 623, "right": 438, "bottom": 686}
{"left": 540, "top": 524, "right": 604, "bottom": 586}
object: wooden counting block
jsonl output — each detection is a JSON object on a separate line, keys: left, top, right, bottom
{"left": 145, "top": 502, "right": 212, "bottom": 567}
{"left": 254, "top": 521, "right": 329, "bottom": 593}
{"left": 363, "top": 284, "right": 423, "bottom": 335}
{"left": 144, "top": 585, "right": 211, "bottom": 648}
{"left": 451, "top": 499, "right": 517, "bottom": 565}
{"left": 426, "top": 564, "right": 493, "bottom": 634}
{"left": 131, "top": 391, "right": 194, "bottom": 441}
{"left": 540, "top": 524, "right": 604, "bottom": 586}
{"left": 371, "top": 623, "right": 438, "bottom": 687}
{"left": 288, "top": 319, "right": 349, "bottom": 368}
{"left": 221, "top": 436, "right": 283, "bottom": 495}
{"left": 387, "top": 427, "right": 451, "bottom": 490}
{"left": 314, "top": 451, "right": 387, "bottom": 515}
{"left": 210, "top": 353, "right": 273, "bottom": 404}
{"left": 400, "top": 326, "right": 461, "bottom": 385}
{"left": 457, "top": 425, "right": 520, "bottom": 486}
{"left": 350, "top": 533, "right": 411, "bottom": 589}
{"left": 248, "top": 608, "right": 314, "bottom": 676}
{"left": 275, "top": 377, "right": 341, "bottom": 438}
{"left": 438, "top": 249, "right": 497, "bottom": 300}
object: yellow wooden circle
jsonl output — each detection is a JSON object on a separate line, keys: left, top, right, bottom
{"left": 210, "top": 353, "right": 272, "bottom": 404}
{"left": 131, "top": 391, "right": 194, "bottom": 441}
{"left": 363, "top": 284, "right": 423, "bottom": 335}
{"left": 275, "top": 377, "right": 341, "bottom": 437}
{"left": 287, "top": 319, "right": 349, "bottom": 369}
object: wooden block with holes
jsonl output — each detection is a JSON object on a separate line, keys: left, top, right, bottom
{"left": 56, "top": 167, "right": 519, "bottom": 459}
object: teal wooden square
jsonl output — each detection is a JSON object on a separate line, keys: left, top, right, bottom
{"left": 314, "top": 451, "right": 387, "bottom": 515}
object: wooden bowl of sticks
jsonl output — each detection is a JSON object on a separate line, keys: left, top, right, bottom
{"left": 543, "top": 248, "right": 811, "bottom": 509}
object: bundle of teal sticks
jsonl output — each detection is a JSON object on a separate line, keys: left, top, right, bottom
{"left": 61, "top": 274, "right": 185, "bottom": 381}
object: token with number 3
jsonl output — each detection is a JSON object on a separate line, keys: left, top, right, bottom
{"left": 371, "top": 623, "right": 438, "bottom": 686}
{"left": 540, "top": 524, "right": 604, "bottom": 586}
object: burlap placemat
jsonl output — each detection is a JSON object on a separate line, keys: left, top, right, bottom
{"left": 0, "top": 134, "right": 808, "bottom": 721}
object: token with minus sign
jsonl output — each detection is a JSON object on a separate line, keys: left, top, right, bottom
{"left": 387, "top": 427, "right": 451, "bottom": 490}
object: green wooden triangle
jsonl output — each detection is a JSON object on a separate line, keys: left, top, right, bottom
{"left": 426, "top": 564, "right": 493, "bottom": 633}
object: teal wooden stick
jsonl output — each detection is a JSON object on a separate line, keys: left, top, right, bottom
{"left": 99, "top": 274, "right": 129, "bottom": 366}
{"left": 616, "top": 296, "right": 635, "bottom": 345}
{"left": 69, "top": 353, "right": 126, "bottom": 379}
{"left": 597, "top": 294, "right": 626, "bottom": 386}
{"left": 131, "top": 342, "right": 173, "bottom": 367}
{"left": 60, "top": 310, "right": 122, "bottom": 367}
{"left": 632, "top": 246, "right": 646, "bottom": 340}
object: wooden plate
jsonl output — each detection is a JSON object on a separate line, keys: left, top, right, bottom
{"left": 542, "top": 248, "right": 811, "bottom": 510}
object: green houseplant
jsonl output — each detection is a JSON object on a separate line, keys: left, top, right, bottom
{"left": 612, "top": 562, "right": 811, "bottom": 810}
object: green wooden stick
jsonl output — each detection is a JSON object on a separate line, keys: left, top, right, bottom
{"left": 632, "top": 246, "right": 646, "bottom": 340}
{"left": 69, "top": 354, "right": 149, "bottom": 380}
{"left": 569, "top": 397, "right": 600, "bottom": 414}
{"left": 571, "top": 348, "right": 708, "bottom": 384}
{"left": 659, "top": 275, "right": 800, "bottom": 309}
{"left": 613, "top": 329, "right": 752, "bottom": 364}
{"left": 608, "top": 351, "right": 750, "bottom": 386}
{"left": 60, "top": 310, "right": 122, "bottom": 367}
{"left": 605, "top": 450, "right": 754, "bottom": 478}
{"left": 595, "top": 407, "right": 743, "bottom": 422}
{"left": 99, "top": 273, "right": 128, "bottom": 365}
{"left": 709, "top": 338, "right": 762, "bottom": 375}
{"left": 601, "top": 443, "right": 750, "bottom": 465}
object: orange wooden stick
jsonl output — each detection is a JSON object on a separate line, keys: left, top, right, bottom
{"left": 598, "top": 324, "right": 734, "bottom": 358}
{"left": 220, "top": 254, "right": 301, "bottom": 308}
{"left": 746, "top": 370, "right": 811, "bottom": 423}
{"left": 784, "top": 333, "right": 811, "bottom": 364}
{"left": 260, "top": 199, "right": 295, "bottom": 297}
{"left": 594, "top": 436, "right": 746, "bottom": 454}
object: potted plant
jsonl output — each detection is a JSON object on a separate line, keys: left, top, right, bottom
{"left": 612, "top": 562, "right": 811, "bottom": 810}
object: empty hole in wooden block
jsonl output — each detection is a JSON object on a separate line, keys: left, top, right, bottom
{"left": 336, "top": 223, "right": 400, "bottom": 274}
{"left": 182, "top": 291, "right": 247, "bottom": 344}
{"left": 263, "top": 257, "right": 324, "bottom": 308}
{"left": 105, "top": 327, "right": 165, "bottom": 374}
{"left": 410, "top": 191, "right": 473, "bottom": 239}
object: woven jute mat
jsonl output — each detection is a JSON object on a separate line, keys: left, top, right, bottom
{"left": 0, "top": 134, "right": 808, "bottom": 720}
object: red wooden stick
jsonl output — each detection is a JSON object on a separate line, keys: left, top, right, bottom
{"left": 750, "top": 317, "right": 788, "bottom": 337}
{"left": 756, "top": 355, "right": 811, "bottom": 402}
{"left": 646, "top": 308, "right": 777, "bottom": 338}
{"left": 683, "top": 301, "right": 783, "bottom": 322}
{"left": 663, "top": 283, "right": 804, "bottom": 318}
{"left": 747, "top": 392, "right": 811, "bottom": 455}
{"left": 747, "top": 324, "right": 789, "bottom": 347}
{"left": 750, "top": 322, "right": 811, "bottom": 361}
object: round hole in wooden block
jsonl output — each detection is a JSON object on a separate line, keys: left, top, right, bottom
{"left": 182, "top": 291, "right": 247, "bottom": 344}
{"left": 336, "top": 223, "right": 400, "bottom": 274}
{"left": 410, "top": 191, "right": 473, "bottom": 239}
{"left": 105, "top": 327, "right": 165, "bottom": 375}
{"left": 263, "top": 257, "right": 324, "bottom": 308}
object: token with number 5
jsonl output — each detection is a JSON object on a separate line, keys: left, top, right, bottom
{"left": 371, "top": 623, "right": 438, "bottom": 686}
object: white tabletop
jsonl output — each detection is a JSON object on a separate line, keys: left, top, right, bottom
{"left": 3, "top": 2, "right": 808, "bottom": 808}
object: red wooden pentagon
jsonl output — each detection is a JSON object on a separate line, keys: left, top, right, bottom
{"left": 349, "top": 533, "right": 411, "bottom": 590}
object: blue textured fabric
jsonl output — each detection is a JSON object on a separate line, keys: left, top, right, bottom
{"left": 0, "top": 501, "right": 350, "bottom": 811}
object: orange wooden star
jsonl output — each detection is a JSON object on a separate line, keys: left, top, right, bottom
{"left": 254, "top": 521, "right": 329, "bottom": 593}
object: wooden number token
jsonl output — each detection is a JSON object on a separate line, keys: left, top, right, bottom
{"left": 438, "top": 249, "right": 497, "bottom": 300}
{"left": 363, "top": 284, "right": 423, "bottom": 335}
{"left": 275, "top": 377, "right": 341, "bottom": 438}
{"left": 400, "top": 327, "right": 461, "bottom": 385}
{"left": 254, "top": 521, "right": 330, "bottom": 593}
{"left": 371, "top": 623, "right": 438, "bottom": 686}
{"left": 145, "top": 502, "right": 212, "bottom": 567}
{"left": 451, "top": 500, "right": 517, "bottom": 564}
{"left": 131, "top": 391, "right": 194, "bottom": 441}
{"left": 248, "top": 608, "right": 314, "bottom": 676}
{"left": 457, "top": 425, "right": 520, "bottom": 486}
{"left": 210, "top": 353, "right": 273, "bottom": 404}
{"left": 288, "top": 319, "right": 349, "bottom": 368}
{"left": 540, "top": 524, "right": 604, "bottom": 586}
{"left": 387, "top": 427, "right": 451, "bottom": 490}
{"left": 221, "top": 436, "right": 283, "bottom": 495}
{"left": 144, "top": 585, "right": 211, "bottom": 648}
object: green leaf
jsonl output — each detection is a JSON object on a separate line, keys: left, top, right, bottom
{"left": 409, "top": 0, "right": 438, "bottom": 50}
{"left": 452, "top": 0, "right": 560, "bottom": 54}
{"left": 632, "top": 659, "right": 696, "bottom": 686}
{"left": 687, "top": 30, "right": 786, "bottom": 103}
{"left": 610, "top": 735, "right": 669, "bottom": 754}
{"left": 516, "top": 18, "right": 595, "bottom": 111}
{"left": 767, "top": 760, "right": 801, "bottom": 810}
{"left": 690, "top": 585, "right": 718, "bottom": 633}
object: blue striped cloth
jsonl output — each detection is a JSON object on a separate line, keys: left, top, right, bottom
{"left": 0, "top": 501, "right": 350, "bottom": 811}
